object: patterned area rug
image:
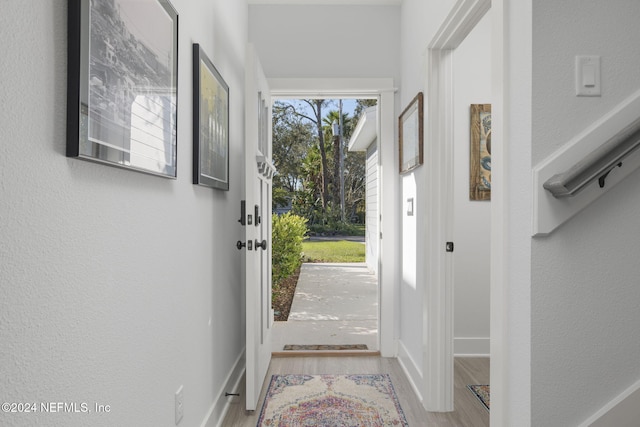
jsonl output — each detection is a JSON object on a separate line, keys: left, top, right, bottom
{"left": 282, "top": 344, "right": 368, "bottom": 351}
{"left": 467, "top": 384, "right": 490, "bottom": 411}
{"left": 257, "top": 374, "right": 409, "bottom": 426}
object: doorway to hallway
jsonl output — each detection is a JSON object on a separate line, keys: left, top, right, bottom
{"left": 420, "top": 0, "right": 493, "bottom": 414}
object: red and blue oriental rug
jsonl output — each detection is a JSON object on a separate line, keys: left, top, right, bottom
{"left": 257, "top": 374, "right": 409, "bottom": 426}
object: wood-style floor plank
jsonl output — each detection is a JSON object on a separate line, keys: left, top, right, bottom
{"left": 221, "top": 356, "right": 489, "bottom": 426}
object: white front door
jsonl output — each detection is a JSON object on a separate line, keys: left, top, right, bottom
{"left": 243, "top": 44, "right": 274, "bottom": 411}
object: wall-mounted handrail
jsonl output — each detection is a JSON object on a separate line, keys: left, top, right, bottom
{"left": 543, "top": 118, "right": 640, "bottom": 198}
{"left": 533, "top": 88, "right": 640, "bottom": 236}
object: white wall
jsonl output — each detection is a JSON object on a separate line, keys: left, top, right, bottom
{"left": 0, "top": 1, "right": 247, "bottom": 426}
{"left": 400, "top": 0, "right": 456, "bottom": 100}
{"left": 249, "top": 5, "right": 400, "bottom": 79}
{"left": 397, "top": 0, "right": 456, "bottom": 392}
{"left": 531, "top": 1, "right": 640, "bottom": 425}
{"left": 400, "top": 173, "right": 421, "bottom": 362}
{"left": 452, "top": 11, "right": 491, "bottom": 356}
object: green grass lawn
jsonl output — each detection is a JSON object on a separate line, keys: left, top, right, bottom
{"left": 301, "top": 240, "right": 365, "bottom": 263}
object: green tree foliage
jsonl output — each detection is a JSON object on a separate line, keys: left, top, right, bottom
{"left": 344, "top": 150, "right": 366, "bottom": 222}
{"left": 272, "top": 98, "right": 375, "bottom": 231}
{"left": 300, "top": 99, "right": 331, "bottom": 210}
{"left": 271, "top": 213, "right": 308, "bottom": 286}
{"left": 353, "top": 98, "right": 378, "bottom": 117}
{"left": 272, "top": 101, "right": 315, "bottom": 207}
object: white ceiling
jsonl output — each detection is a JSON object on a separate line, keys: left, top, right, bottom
{"left": 248, "top": 0, "right": 401, "bottom": 5}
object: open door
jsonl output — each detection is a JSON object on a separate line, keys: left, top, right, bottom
{"left": 243, "top": 44, "right": 275, "bottom": 411}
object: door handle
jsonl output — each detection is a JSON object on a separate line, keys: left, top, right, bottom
{"left": 254, "top": 205, "right": 261, "bottom": 226}
{"left": 238, "top": 200, "right": 246, "bottom": 226}
{"left": 255, "top": 239, "right": 267, "bottom": 250}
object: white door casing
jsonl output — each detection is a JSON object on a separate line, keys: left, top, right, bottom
{"left": 268, "top": 78, "right": 397, "bottom": 358}
{"left": 244, "top": 44, "right": 274, "bottom": 412}
{"left": 424, "top": 0, "right": 491, "bottom": 412}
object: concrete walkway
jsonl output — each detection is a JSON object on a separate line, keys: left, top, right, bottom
{"left": 272, "top": 262, "right": 379, "bottom": 351}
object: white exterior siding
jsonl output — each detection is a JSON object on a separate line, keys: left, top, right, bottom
{"left": 366, "top": 142, "right": 379, "bottom": 274}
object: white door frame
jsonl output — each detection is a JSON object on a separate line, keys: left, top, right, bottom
{"left": 269, "top": 78, "right": 398, "bottom": 357}
{"left": 423, "top": 0, "right": 491, "bottom": 412}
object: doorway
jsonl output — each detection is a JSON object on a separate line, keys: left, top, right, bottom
{"left": 423, "top": 0, "right": 492, "bottom": 413}
{"left": 270, "top": 97, "right": 379, "bottom": 353}
{"left": 268, "top": 78, "right": 398, "bottom": 357}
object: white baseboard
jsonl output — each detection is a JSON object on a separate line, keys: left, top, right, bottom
{"left": 200, "top": 349, "right": 246, "bottom": 427}
{"left": 397, "top": 340, "right": 424, "bottom": 403}
{"left": 579, "top": 377, "right": 640, "bottom": 427}
{"left": 454, "top": 337, "right": 490, "bottom": 357}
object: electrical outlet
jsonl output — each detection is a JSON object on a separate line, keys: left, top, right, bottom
{"left": 175, "top": 385, "right": 184, "bottom": 425}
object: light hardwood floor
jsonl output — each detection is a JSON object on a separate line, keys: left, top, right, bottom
{"left": 222, "top": 356, "right": 489, "bottom": 426}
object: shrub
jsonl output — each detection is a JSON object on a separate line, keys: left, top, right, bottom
{"left": 308, "top": 221, "right": 365, "bottom": 236}
{"left": 271, "top": 212, "right": 308, "bottom": 286}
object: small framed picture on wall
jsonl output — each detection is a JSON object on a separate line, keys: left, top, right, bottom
{"left": 399, "top": 92, "right": 424, "bottom": 173}
{"left": 192, "top": 43, "right": 230, "bottom": 190}
{"left": 470, "top": 104, "right": 491, "bottom": 200}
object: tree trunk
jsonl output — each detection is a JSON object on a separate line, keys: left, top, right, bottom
{"left": 333, "top": 134, "right": 340, "bottom": 209}
{"left": 315, "top": 100, "right": 330, "bottom": 211}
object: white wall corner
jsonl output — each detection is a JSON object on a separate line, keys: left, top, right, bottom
{"left": 532, "top": 89, "right": 640, "bottom": 237}
{"left": 201, "top": 350, "right": 246, "bottom": 427}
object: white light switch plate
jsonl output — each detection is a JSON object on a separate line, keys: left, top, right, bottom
{"left": 576, "top": 55, "right": 601, "bottom": 97}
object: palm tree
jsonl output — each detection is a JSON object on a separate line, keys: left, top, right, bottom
{"left": 323, "top": 109, "right": 353, "bottom": 218}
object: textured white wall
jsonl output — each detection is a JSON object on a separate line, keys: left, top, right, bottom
{"left": 0, "top": 1, "right": 247, "bottom": 426}
{"left": 249, "top": 5, "right": 400, "bottom": 79}
{"left": 399, "top": 0, "right": 455, "bottom": 107}
{"left": 531, "top": 1, "right": 640, "bottom": 425}
{"left": 452, "top": 11, "right": 491, "bottom": 356}
{"left": 397, "top": 0, "right": 456, "bottom": 386}
{"left": 400, "top": 173, "right": 421, "bottom": 361}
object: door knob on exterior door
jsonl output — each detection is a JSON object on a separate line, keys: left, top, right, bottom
{"left": 255, "top": 239, "right": 267, "bottom": 250}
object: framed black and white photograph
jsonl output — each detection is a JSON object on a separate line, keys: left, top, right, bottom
{"left": 192, "top": 43, "right": 229, "bottom": 190}
{"left": 67, "top": 0, "right": 179, "bottom": 178}
{"left": 399, "top": 92, "right": 424, "bottom": 173}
